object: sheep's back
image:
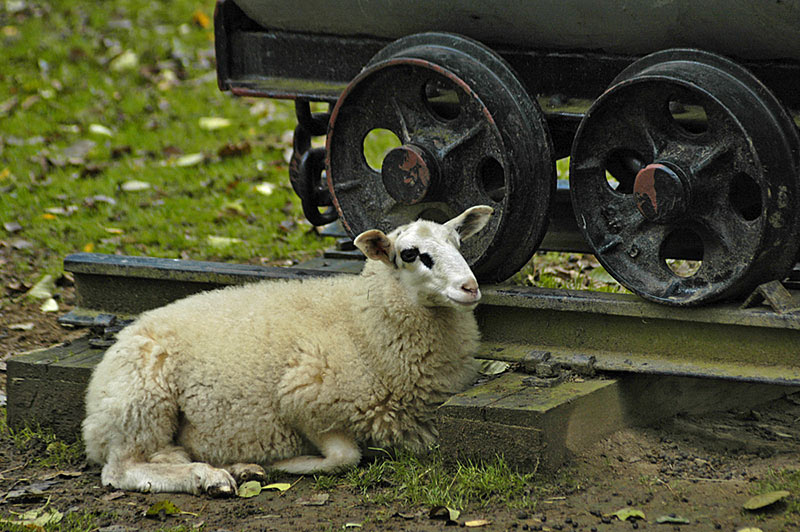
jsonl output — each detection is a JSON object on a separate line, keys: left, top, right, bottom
{"left": 114, "top": 276, "right": 366, "bottom": 384}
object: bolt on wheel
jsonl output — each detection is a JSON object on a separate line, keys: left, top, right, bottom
{"left": 570, "top": 49, "right": 800, "bottom": 305}
{"left": 326, "top": 32, "right": 555, "bottom": 283}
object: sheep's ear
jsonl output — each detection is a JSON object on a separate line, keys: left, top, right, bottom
{"left": 354, "top": 229, "right": 395, "bottom": 266}
{"left": 445, "top": 205, "right": 494, "bottom": 241}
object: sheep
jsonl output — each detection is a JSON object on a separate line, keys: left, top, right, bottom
{"left": 82, "top": 205, "right": 494, "bottom": 496}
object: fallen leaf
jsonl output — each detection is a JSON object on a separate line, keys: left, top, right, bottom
{"left": 743, "top": 490, "right": 791, "bottom": 511}
{"left": 81, "top": 163, "right": 106, "bottom": 177}
{"left": 255, "top": 182, "right": 276, "bottom": 196}
{"left": 58, "top": 124, "right": 80, "bottom": 134}
{"left": 89, "top": 123, "right": 113, "bottom": 137}
{"left": 45, "top": 205, "right": 79, "bottom": 216}
{"left": 11, "top": 238, "right": 34, "bottom": 249}
{"left": 101, "top": 491, "right": 126, "bottom": 502}
{"left": 221, "top": 199, "right": 246, "bottom": 216}
{"left": 0, "top": 96, "right": 18, "bottom": 116}
{"left": 479, "top": 359, "right": 510, "bottom": 376}
{"left": 0, "top": 508, "right": 63, "bottom": 528}
{"left": 21, "top": 94, "right": 39, "bottom": 110}
{"left": 40, "top": 298, "right": 59, "bottom": 312}
{"left": 1, "top": 480, "right": 57, "bottom": 502}
{"left": 192, "top": 9, "right": 211, "bottom": 28}
{"left": 8, "top": 322, "right": 35, "bottom": 331}
{"left": 610, "top": 507, "right": 646, "bottom": 521}
{"left": 42, "top": 470, "right": 83, "bottom": 480}
{"left": 343, "top": 524, "right": 362, "bottom": 529}
{"left": 263, "top": 482, "right": 292, "bottom": 492}
{"left": 297, "top": 493, "right": 329, "bottom": 506}
{"left": 42, "top": 213, "right": 57, "bottom": 220}
{"left": 429, "top": 506, "right": 460, "bottom": 522}
{"left": 121, "top": 180, "right": 151, "bottom": 192}
{"left": 145, "top": 499, "right": 181, "bottom": 517}
{"left": 465, "top": 519, "right": 491, "bottom": 527}
{"left": 278, "top": 220, "right": 296, "bottom": 233}
{"left": 737, "top": 528, "right": 764, "bottom": 532}
{"left": 104, "top": 227, "right": 124, "bottom": 234}
{"left": 110, "top": 49, "right": 138, "bottom": 71}
{"left": 26, "top": 274, "right": 55, "bottom": 300}
{"left": 207, "top": 235, "right": 242, "bottom": 248}
{"left": 218, "top": 140, "right": 251, "bottom": 158}
{"left": 3, "top": 221, "right": 22, "bottom": 233}
{"left": 199, "top": 117, "right": 231, "bottom": 130}
{"left": 61, "top": 139, "right": 96, "bottom": 161}
{"left": 656, "top": 514, "right": 691, "bottom": 524}
{"left": 84, "top": 194, "right": 117, "bottom": 207}
{"left": 162, "top": 145, "right": 183, "bottom": 158}
{"left": 5, "top": 280, "right": 28, "bottom": 292}
{"left": 175, "top": 153, "right": 205, "bottom": 167}
{"left": 237, "top": 480, "right": 262, "bottom": 498}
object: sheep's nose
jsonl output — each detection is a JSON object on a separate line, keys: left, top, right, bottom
{"left": 461, "top": 278, "right": 479, "bottom": 296}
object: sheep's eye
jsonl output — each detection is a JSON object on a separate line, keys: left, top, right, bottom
{"left": 400, "top": 248, "right": 419, "bottom": 263}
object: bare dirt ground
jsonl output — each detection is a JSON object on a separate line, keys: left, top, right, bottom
{"left": 2, "top": 249, "right": 799, "bottom": 531}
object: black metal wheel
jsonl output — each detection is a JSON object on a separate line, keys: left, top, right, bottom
{"left": 326, "top": 32, "right": 554, "bottom": 283}
{"left": 570, "top": 49, "right": 800, "bottom": 306}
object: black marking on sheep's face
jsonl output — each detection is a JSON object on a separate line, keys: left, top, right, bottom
{"left": 399, "top": 247, "right": 435, "bottom": 269}
{"left": 419, "top": 252, "right": 434, "bottom": 269}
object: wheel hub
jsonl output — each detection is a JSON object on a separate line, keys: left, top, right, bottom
{"left": 381, "top": 144, "right": 436, "bottom": 205}
{"left": 633, "top": 162, "right": 689, "bottom": 223}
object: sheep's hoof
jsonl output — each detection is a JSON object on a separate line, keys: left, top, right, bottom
{"left": 227, "top": 463, "right": 268, "bottom": 485}
{"left": 206, "top": 483, "right": 236, "bottom": 498}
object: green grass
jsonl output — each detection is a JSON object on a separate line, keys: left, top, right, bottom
{"left": 0, "top": 408, "right": 83, "bottom": 468}
{"left": 511, "top": 251, "right": 629, "bottom": 293}
{"left": 318, "top": 448, "right": 564, "bottom": 511}
{"left": 0, "top": 510, "right": 198, "bottom": 532}
{"left": 0, "top": 1, "right": 334, "bottom": 287}
{"left": 754, "top": 468, "right": 800, "bottom": 515}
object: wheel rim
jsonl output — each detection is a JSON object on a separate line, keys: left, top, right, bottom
{"left": 326, "top": 32, "right": 554, "bottom": 283}
{"left": 570, "top": 49, "right": 800, "bottom": 305}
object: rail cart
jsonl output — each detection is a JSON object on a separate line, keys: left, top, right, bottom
{"left": 216, "top": 0, "right": 800, "bottom": 306}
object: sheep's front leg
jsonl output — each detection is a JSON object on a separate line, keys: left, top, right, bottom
{"left": 102, "top": 458, "right": 237, "bottom": 497}
{"left": 271, "top": 432, "right": 361, "bottom": 474}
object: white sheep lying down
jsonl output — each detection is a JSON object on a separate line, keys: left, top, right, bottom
{"left": 82, "top": 205, "right": 493, "bottom": 496}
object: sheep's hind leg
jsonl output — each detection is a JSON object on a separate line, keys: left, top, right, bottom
{"left": 101, "top": 447, "right": 237, "bottom": 497}
{"left": 225, "top": 463, "right": 268, "bottom": 484}
{"left": 271, "top": 432, "right": 361, "bottom": 474}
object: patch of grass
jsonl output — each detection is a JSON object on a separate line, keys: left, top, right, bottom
{"left": 0, "top": 408, "right": 83, "bottom": 468}
{"left": 511, "top": 251, "right": 629, "bottom": 294}
{"left": 0, "top": 507, "right": 111, "bottom": 532}
{"left": 1, "top": 1, "right": 334, "bottom": 285}
{"left": 313, "top": 473, "right": 340, "bottom": 491}
{"left": 339, "top": 448, "right": 557, "bottom": 511}
{"left": 754, "top": 468, "right": 800, "bottom": 515}
{"left": 0, "top": 510, "right": 198, "bottom": 532}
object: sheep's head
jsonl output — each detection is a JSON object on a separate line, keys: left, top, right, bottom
{"left": 354, "top": 206, "right": 493, "bottom": 309}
